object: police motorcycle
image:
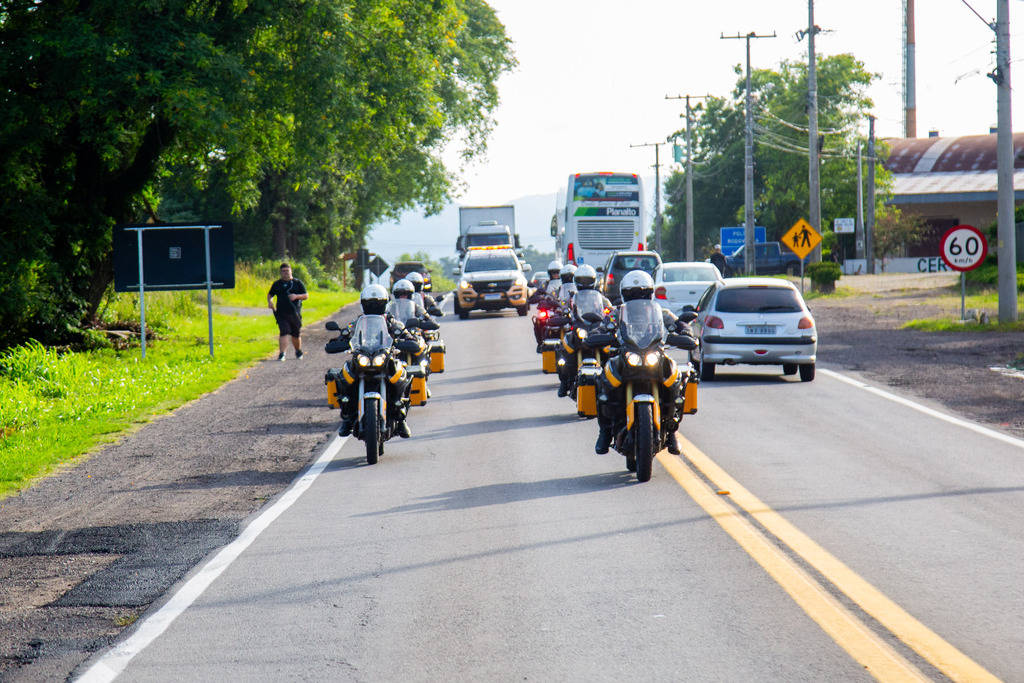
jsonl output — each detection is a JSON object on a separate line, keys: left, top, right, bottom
{"left": 553, "top": 266, "right": 613, "bottom": 416}
{"left": 405, "top": 271, "right": 446, "bottom": 374}
{"left": 324, "top": 285, "right": 419, "bottom": 465}
{"left": 584, "top": 271, "right": 699, "bottom": 482}
{"left": 536, "top": 263, "right": 577, "bottom": 374}
{"left": 386, "top": 279, "right": 438, "bottom": 407}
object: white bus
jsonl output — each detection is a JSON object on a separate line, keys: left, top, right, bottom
{"left": 557, "top": 172, "right": 646, "bottom": 269}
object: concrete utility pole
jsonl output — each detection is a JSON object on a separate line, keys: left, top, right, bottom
{"left": 666, "top": 94, "right": 710, "bottom": 261}
{"left": 994, "top": 0, "right": 1018, "bottom": 322}
{"left": 866, "top": 115, "right": 876, "bottom": 274}
{"left": 804, "top": 1, "right": 822, "bottom": 262}
{"left": 904, "top": 0, "right": 917, "bottom": 138}
{"left": 723, "top": 31, "right": 776, "bottom": 275}
{"left": 856, "top": 140, "right": 865, "bottom": 262}
{"left": 630, "top": 141, "right": 665, "bottom": 253}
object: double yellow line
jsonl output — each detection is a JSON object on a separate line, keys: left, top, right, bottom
{"left": 659, "top": 436, "right": 1000, "bottom": 683}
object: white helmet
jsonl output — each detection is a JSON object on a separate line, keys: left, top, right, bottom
{"left": 391, "top": 279, "right": 414, "bottom": 299}
{"left": 360, "top": 284, "right": 390, "bottom": 314}
{"left": 619, "top": 270, "right": 655, "bottom": 301}
{"left": 573, "top": 264, "right": 598, "bottom": 290}
{"left": 559, "top": 263, "right": 577, "bottom": 284}
{"left": 547, "top": 260, "right": 563, "bottom": 278}
{"left": 405, "top": 271, "right": 425, "bottom": 291}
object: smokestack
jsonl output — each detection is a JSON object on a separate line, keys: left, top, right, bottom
{"left": 904, "top": 0, "right": 917, "bottom": 138}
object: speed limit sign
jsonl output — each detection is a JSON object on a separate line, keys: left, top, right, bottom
{"left": 940, "top": 225, "right": 988, "bottom": 272}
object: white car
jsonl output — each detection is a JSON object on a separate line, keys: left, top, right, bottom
{"left": 652, "top": 262, "right": 724, "bottom": 316}
{"left": 690, "top": 277, "right": 817, "bottom": 382}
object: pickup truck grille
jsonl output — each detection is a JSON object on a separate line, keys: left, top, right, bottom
{"left": 473, "top": 279, "right": 513, "bottom": 293}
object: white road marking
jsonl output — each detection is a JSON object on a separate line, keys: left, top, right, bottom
{"left": 76, "top": 435, "right": 347, "bottom": 682}
{"left": 819, "top": 367, "right": 1024, "bottom": 450}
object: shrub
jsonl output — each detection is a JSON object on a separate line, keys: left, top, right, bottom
{"left": 806, "top": 262, "right": 842, "bottom": 293}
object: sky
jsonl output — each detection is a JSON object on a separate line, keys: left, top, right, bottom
{"left": 369, "top": 0, "right": 1024, "bottom": 265}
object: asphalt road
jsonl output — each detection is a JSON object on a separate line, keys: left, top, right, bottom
{"left": 78, "top": 303, "right": 1024, "bottom": 682}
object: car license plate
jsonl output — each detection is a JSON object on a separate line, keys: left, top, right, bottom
{"left": 746, "top": 325, "right": 775, "bottom": 335}
{"left": 484, "top": 293, "right": 503, "bottom": 301}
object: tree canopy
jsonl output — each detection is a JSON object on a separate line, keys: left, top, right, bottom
{"left": 0, "top": 0, "right": 515, "bottom": 347}
{"left": 662, "top": 53, "right": 888, "bottom": 262}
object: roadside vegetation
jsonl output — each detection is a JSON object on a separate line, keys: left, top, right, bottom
{"left": 0, "top": 261, "right": 356, "bottom": 498}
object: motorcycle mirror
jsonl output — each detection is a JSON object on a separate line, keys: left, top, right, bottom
{"left": 667, "top": 333, "right": 698, "bottom": 350}
{"left": 325, "top": 320, "right": 341, "bottom": 331}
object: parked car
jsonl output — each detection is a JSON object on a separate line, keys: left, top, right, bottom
{"left": 390, "top": 261, "right": 432, "bottom": 291}
{"left": 689, "top": 278, "right": 817, "bottom": 382}
{"left": 598, "top": 250, "right": 663, "bottom": 301}
{"left": 653, "top": 262, "right": 724, "bottom": 316}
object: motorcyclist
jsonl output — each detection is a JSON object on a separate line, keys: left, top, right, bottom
{"left": 405, "top": 271, "right": 443, "bottom": 316}
{"left": 556, "top": 265, "right": 612, "bottom": 398}
{"left": 551, "top": 262, "right": 578, "bottom": 309}
{"left": 532, "top": 260, "right": 565, "bottom": 348}
{"left": 387, "top": 278, "right": 430, "bottom": 322}
{"left": 593, "top": 270, "right": 697, "bottom": 455}
{"left": 334, "top": 284, "right": 415, "bottom": 439}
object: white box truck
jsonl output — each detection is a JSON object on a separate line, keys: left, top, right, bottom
{"left": 457, "top": 206, "right": 520, "bottom": 255}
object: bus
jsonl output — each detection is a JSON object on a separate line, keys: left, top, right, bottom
{"left": 558, "top": 172, "right": 646, "bottom": 269}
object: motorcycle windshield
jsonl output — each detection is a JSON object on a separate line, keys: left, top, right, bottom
{"left": 387, "top": 299, "right": 416, "bottom": 322}
{"left": 352, "top": 315, "right": 393, "bottom": 352}
{"left": 619, "top": 300, "right": 665, "bottom": 349}
{"left": 574, "top": 289, "right": 607, "bottom": 320}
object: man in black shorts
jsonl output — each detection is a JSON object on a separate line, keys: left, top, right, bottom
{"left": 267, "top": 263, "right": 309, "bottom": 361}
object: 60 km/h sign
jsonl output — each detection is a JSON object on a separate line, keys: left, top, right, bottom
{"left": 940, "top": 225, "right": 988, "bottom": 272}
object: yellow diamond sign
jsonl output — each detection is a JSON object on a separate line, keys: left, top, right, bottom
{"left": 781, "top": 218, "right": 821, "bottom": 260}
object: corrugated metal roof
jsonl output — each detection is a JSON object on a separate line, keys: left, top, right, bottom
{"left": 884, "top": 133, "right": 1024, "bottom": 173}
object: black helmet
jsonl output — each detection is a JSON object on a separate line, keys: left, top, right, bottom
{"left": 392, "top": 279, "right": 414, "bottom": 299}
{"left": 619, "top": 270, "right": 655, "bottom": 301}
{"left": 573, "top": 264, "right": 597, "bottom": 290}
{"left": 360, "top": 284, "right": 389, "bottom": 314}
{"left": 547, "top": 260, "right": 563, "bottom": 279}
{"left": 405, "top": 271, "right": 425, "bottom": 292}
{"left": 559, "top": 263, "right": 577, "bottom": 284}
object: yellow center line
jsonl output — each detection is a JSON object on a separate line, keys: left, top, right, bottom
{"left": 659, "top": 435, "right": 1001, "bottom": 683}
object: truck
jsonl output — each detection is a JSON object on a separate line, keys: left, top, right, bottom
{"left": 725, "top": 241, "right": 808, "bottom": 276}
{"left": 456, "top": 206, "right": 520, "bottom": 256}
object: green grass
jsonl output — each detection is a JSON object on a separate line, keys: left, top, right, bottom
{"left": 0, "top": 261, "right": 356, "bottom": 498}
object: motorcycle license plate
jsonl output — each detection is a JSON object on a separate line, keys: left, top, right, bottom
{"left": 484, "top": 293, "right": 503, "bottom": 301}
{"left": 746, "top": 325, "right": 775, "bottom": 335}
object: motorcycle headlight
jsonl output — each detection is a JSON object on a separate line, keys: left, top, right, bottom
{"left": 576, "top": 328, "right": 587, "bottom": 340}
{"left": 372, "top": 353, "right": 387, "bottom": 367}
{"left": 356, "top": 354, "right": 371, "bottom": 367}
{"left": 625, "top": 351, "right": 642, "bottom": 367}
{"left": 645, "top": 351, "right": 661, "bottom": 366}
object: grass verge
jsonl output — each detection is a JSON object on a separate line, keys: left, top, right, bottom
{"left": 0, "top": 261, "right": 356, "bottom": 498}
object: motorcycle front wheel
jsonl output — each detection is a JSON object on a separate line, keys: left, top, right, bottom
{"left": 635, "top": 402, "right": 654, "bottom": 482}
{"left": 364, "top": 397, "right": 380, "bottom": 465}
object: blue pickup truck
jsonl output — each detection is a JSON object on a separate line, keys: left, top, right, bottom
{"left": 726, "top": 241, "right": 808, "bottom": 276}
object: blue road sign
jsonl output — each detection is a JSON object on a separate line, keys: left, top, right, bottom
{"left": 719, "top": 227, "right": 766, "bottom": 256}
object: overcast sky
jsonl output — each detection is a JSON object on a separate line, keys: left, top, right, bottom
{"left": 453, "top": 0, "right": 1022, "bottom": 205}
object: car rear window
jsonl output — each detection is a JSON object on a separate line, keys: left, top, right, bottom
{"left": 716, "top": 287, "right": 803, "bottom": 313}
{"left": 663, "top": 265, "right": 718, "bottom": 282}
{"left": 614, "top": 255, "right": 660, "bottom": 271}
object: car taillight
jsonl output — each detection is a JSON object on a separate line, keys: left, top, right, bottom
{"left": 799, "top": 316, "right": 815, "bottom": 329}
{"left": 607, "top": 272, "right": 614, "bottom": 283}
{"left": 655, "top": 286, "right": 667, "bottom": 300}
{"left": 705, "top": 315, "right": 724, "bottom": 329}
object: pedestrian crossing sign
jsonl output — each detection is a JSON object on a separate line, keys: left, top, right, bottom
{"left": 781, "top": 218, "right": 821, "bottom": 260}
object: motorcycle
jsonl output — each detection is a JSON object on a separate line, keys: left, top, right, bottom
{"left": 584, "top": 301, "right": 699, "bottom": 482}
{"left": 324, "top": 317, "right": 419, "bottom": 465}
{"left": 386, "top": 298, "right": 439, "bottom": 407}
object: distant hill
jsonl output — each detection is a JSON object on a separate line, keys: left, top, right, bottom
{"left": 366, "top": 192, "right": 561, "bottom": 266}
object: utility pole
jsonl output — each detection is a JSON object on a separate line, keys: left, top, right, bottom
{"left": 993, "top": 0, "right": 1018, "bottom": 322}
{"left": 630, "top": 141, "right": 665, "bottom": 253}
{"left": 856, "top": 140, "right": 864, "bottom": 263}
{"left": 723, "top": 31, "right": 776, "bottom": 275}
{"left": 798, "top": 1, "right": 823, "bottom": 262}
{"left": 666, "top": 94, "right": 709, "bottom": 261}
{"left": 866, "top": 115, "right": 876, "bottom": 274}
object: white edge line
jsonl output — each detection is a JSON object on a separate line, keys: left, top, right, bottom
{"left": 75, "top": 435, "right": 348, "bottom": 682}
{"left": 819, "top": 367, "right": 1024, "bottom": 450}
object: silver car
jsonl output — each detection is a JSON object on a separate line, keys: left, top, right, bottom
{"left": 690, "top": 278, "right": 817, "bottom": 382}
{"left": 653, "top": 262, "right": 724, "bottom": 316}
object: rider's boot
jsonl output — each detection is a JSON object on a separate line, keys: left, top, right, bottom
{"left": 665, "top": 430, "right": 680, "bottom": 455}
{"left": 595, "top": 425, "right": 612, "bottom": 454}
{"left": 338, "top": 414, "right": 356, "bottom": 437}
{"left": 557, "top": 378, "right": 569, "bottom": 398}
{"left": 397, "top": 418, "right": 412, "bottom": 438}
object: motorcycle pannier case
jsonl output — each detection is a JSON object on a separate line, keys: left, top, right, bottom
{"left": 541, "top": 339, "right": 559, "bottom": 374}
{"left": 429, "top": 339, "right": 446, "bottom": 373}
{"left": 325, "top": 368, "right": 344, "bottom": 409}
{"left": 576, "top": 361, "right": 601, "bottom": 418}
{"left": 409, "top": 375, "right": 428, "bottom": 406}
{"left": 683, "top": 379, "right": 698, "bottom": 415}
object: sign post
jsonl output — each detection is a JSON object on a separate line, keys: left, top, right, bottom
{"left": 940, "top": 224, "right": 988, "bottom": 321}
{"left": 780, "top": 218, "right": 822, "bottom": 293}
